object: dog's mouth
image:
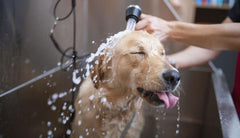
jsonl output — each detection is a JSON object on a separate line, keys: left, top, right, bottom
{"left": 137, "top": 87, "right": 179, "bottom": 109}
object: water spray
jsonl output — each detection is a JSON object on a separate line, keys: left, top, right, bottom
{"left": 48, "top": 3, "right": 143, "bottom": 136}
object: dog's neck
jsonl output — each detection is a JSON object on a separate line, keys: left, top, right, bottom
{"left": 91, "top": 87, "right": 143, "bottom": 137}
{"left": 95, "top": 86, "right": 142, "bottom": 117}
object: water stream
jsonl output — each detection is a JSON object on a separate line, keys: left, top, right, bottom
{"left": 126, "top": 18, "right": 137, "bottom": 31}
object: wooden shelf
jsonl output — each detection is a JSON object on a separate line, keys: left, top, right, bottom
{"left": 195, "top": 4, "right": 232, "bottom": 10}
{"left": 194, "top": 3, "right": 231, "bottom": 24}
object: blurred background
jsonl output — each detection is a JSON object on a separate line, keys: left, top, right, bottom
{"left": 0, "top": 0, "right": 239, "bottom": 138}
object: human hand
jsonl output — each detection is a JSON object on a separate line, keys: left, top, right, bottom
{"left": 135, "top": 13, "right": 171, "bottom": 41}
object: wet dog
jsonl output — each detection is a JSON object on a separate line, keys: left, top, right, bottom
{"left": 71, "top": 31, "right": 180, "bottom": 138}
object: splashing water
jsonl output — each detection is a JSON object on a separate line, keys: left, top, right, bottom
{"left": 66, "top": 129, "right": 72, "bottom": 135}
{"left": 46, "top": 24, "right": 132, "bottom": 137}
{"left": 176, "top": 96, "right": 181, "bottom": 135}
{"left": 86, "top": 30, "right": 130, "bottom": 63}
{"left": 85, "top": 30, "right": 130, "bottom": 78}
{"left": 72, "top": 69, "right": 81, "bottom": 85}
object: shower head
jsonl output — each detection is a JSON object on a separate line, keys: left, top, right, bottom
{"left": 125, "top": 5, "right": 142, "bottom": 23}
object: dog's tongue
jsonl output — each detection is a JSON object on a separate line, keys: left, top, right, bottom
{"left": 157, "top": 92, "right": 179, "bottom": 109}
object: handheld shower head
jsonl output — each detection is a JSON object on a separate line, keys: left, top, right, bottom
{"left": 125, "top": 5, "right": 142, "bottom": 23}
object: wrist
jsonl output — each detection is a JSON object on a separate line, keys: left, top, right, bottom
{"left": 167, "top": 21, "right": 196, "bottom": 42}
{"left": 167, "top": 21, "right": 178, "bottom": 40}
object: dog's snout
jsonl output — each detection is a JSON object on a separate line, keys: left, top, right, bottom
{"left": 162, "top": 70, "right": 180, "bottom": 88}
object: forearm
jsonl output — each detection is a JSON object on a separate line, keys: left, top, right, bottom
{"left": 167, "top": 22, "right": 240, "bottom": 51}
{"left": 168, "top": 46, "right": 221, "bottom": 69}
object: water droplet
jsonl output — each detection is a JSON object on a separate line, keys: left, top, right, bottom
{"left": 93, "top": 75, "right": 97, "bottom": 82}
{"left": 58, "top": 92, "right": 67, "bottom": 98}
{"left": 61, "top": 112, "right": 64, "bottom": 116}
{"left": 62, "top": 104, "right": 67, "bottom": 110}
{"left": 52, "top": 93, "right": 58, "bottom": 101}
{"left": 72, "top": 69, "right": 81, "bottom": 85}
{"left": 68, "top": 105, "right": 73, "bottom": 110}
{"left": 101, "top": 97, "right": 107, "bottom": 103}
{"left": 48, "top": 130, "right": 53, "bottom": 135}
{"left": 177, "top": 117, "right": 180, "bottom": 122}
{"left": 78, "top": 100, "right": 82, "bottom": 104}
{"left": 47, "top": 121, "right": 51, "bottom": 127}
{"left": 176, "top": 130, "right": 180, "bottom": 134}
{"left": 66, "top": 129, "right": 71, "bottom": 135}
{"left": 78, "top": 110, "right": 82, "bottom": 114}
{"left": 48, "top": 100, "right": 52, "bottom": 105}
{"left": 51, "top": 105, "right": 56, "bottom": 111}
{"left": 89, "top": 94, "right": 95, "bottom": 101}
{"left": 78, "top": 120, "right": 82, "bottom": 126}
{"left": 62, "top": 119, "right": 67, "bottom": 124}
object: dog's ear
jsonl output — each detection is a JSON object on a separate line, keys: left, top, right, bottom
{"left": 91, "top": 52, "right": 111, "bottom": 89}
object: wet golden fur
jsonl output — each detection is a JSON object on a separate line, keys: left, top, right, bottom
{"left": 71, "top": 31, "right": 177, "bottom": 137}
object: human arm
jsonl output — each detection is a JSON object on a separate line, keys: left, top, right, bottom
{"left": 167, "top": 17, "right": 233, "bottom": 69}
{"left": 136, "top": 14, "right": 240, "bottom": 51}
{"left": 168, "top": 46, "right": 220, "bottom": 69}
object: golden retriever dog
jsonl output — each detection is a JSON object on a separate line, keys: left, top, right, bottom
{"left": 71, "top": 31, "right": 180, "bottom": 138}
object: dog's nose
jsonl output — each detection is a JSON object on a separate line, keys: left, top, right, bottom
{"left": 162, "top": 70, "right": 180, "bottom": 88}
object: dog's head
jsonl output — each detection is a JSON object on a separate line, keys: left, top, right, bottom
{"left": 91, "top": 31, "right": 180, "bottom": 109}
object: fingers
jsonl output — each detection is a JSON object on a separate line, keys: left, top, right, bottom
{"left": 135, "top": 13, "right": 149, "bottom": 30}
{"left": 135, "top": 19, "right": 148, "bottom": 30}
{"left": 140, "top": 13, "right": 147, "bottom": 19}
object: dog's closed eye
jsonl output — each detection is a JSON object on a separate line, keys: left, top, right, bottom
{"left": 130, "top": 52, "right": 145, "bottom": 55}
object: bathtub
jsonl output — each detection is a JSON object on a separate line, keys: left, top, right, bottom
{"left": 0, "top": 0, "right": 239, "bottom": 137}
